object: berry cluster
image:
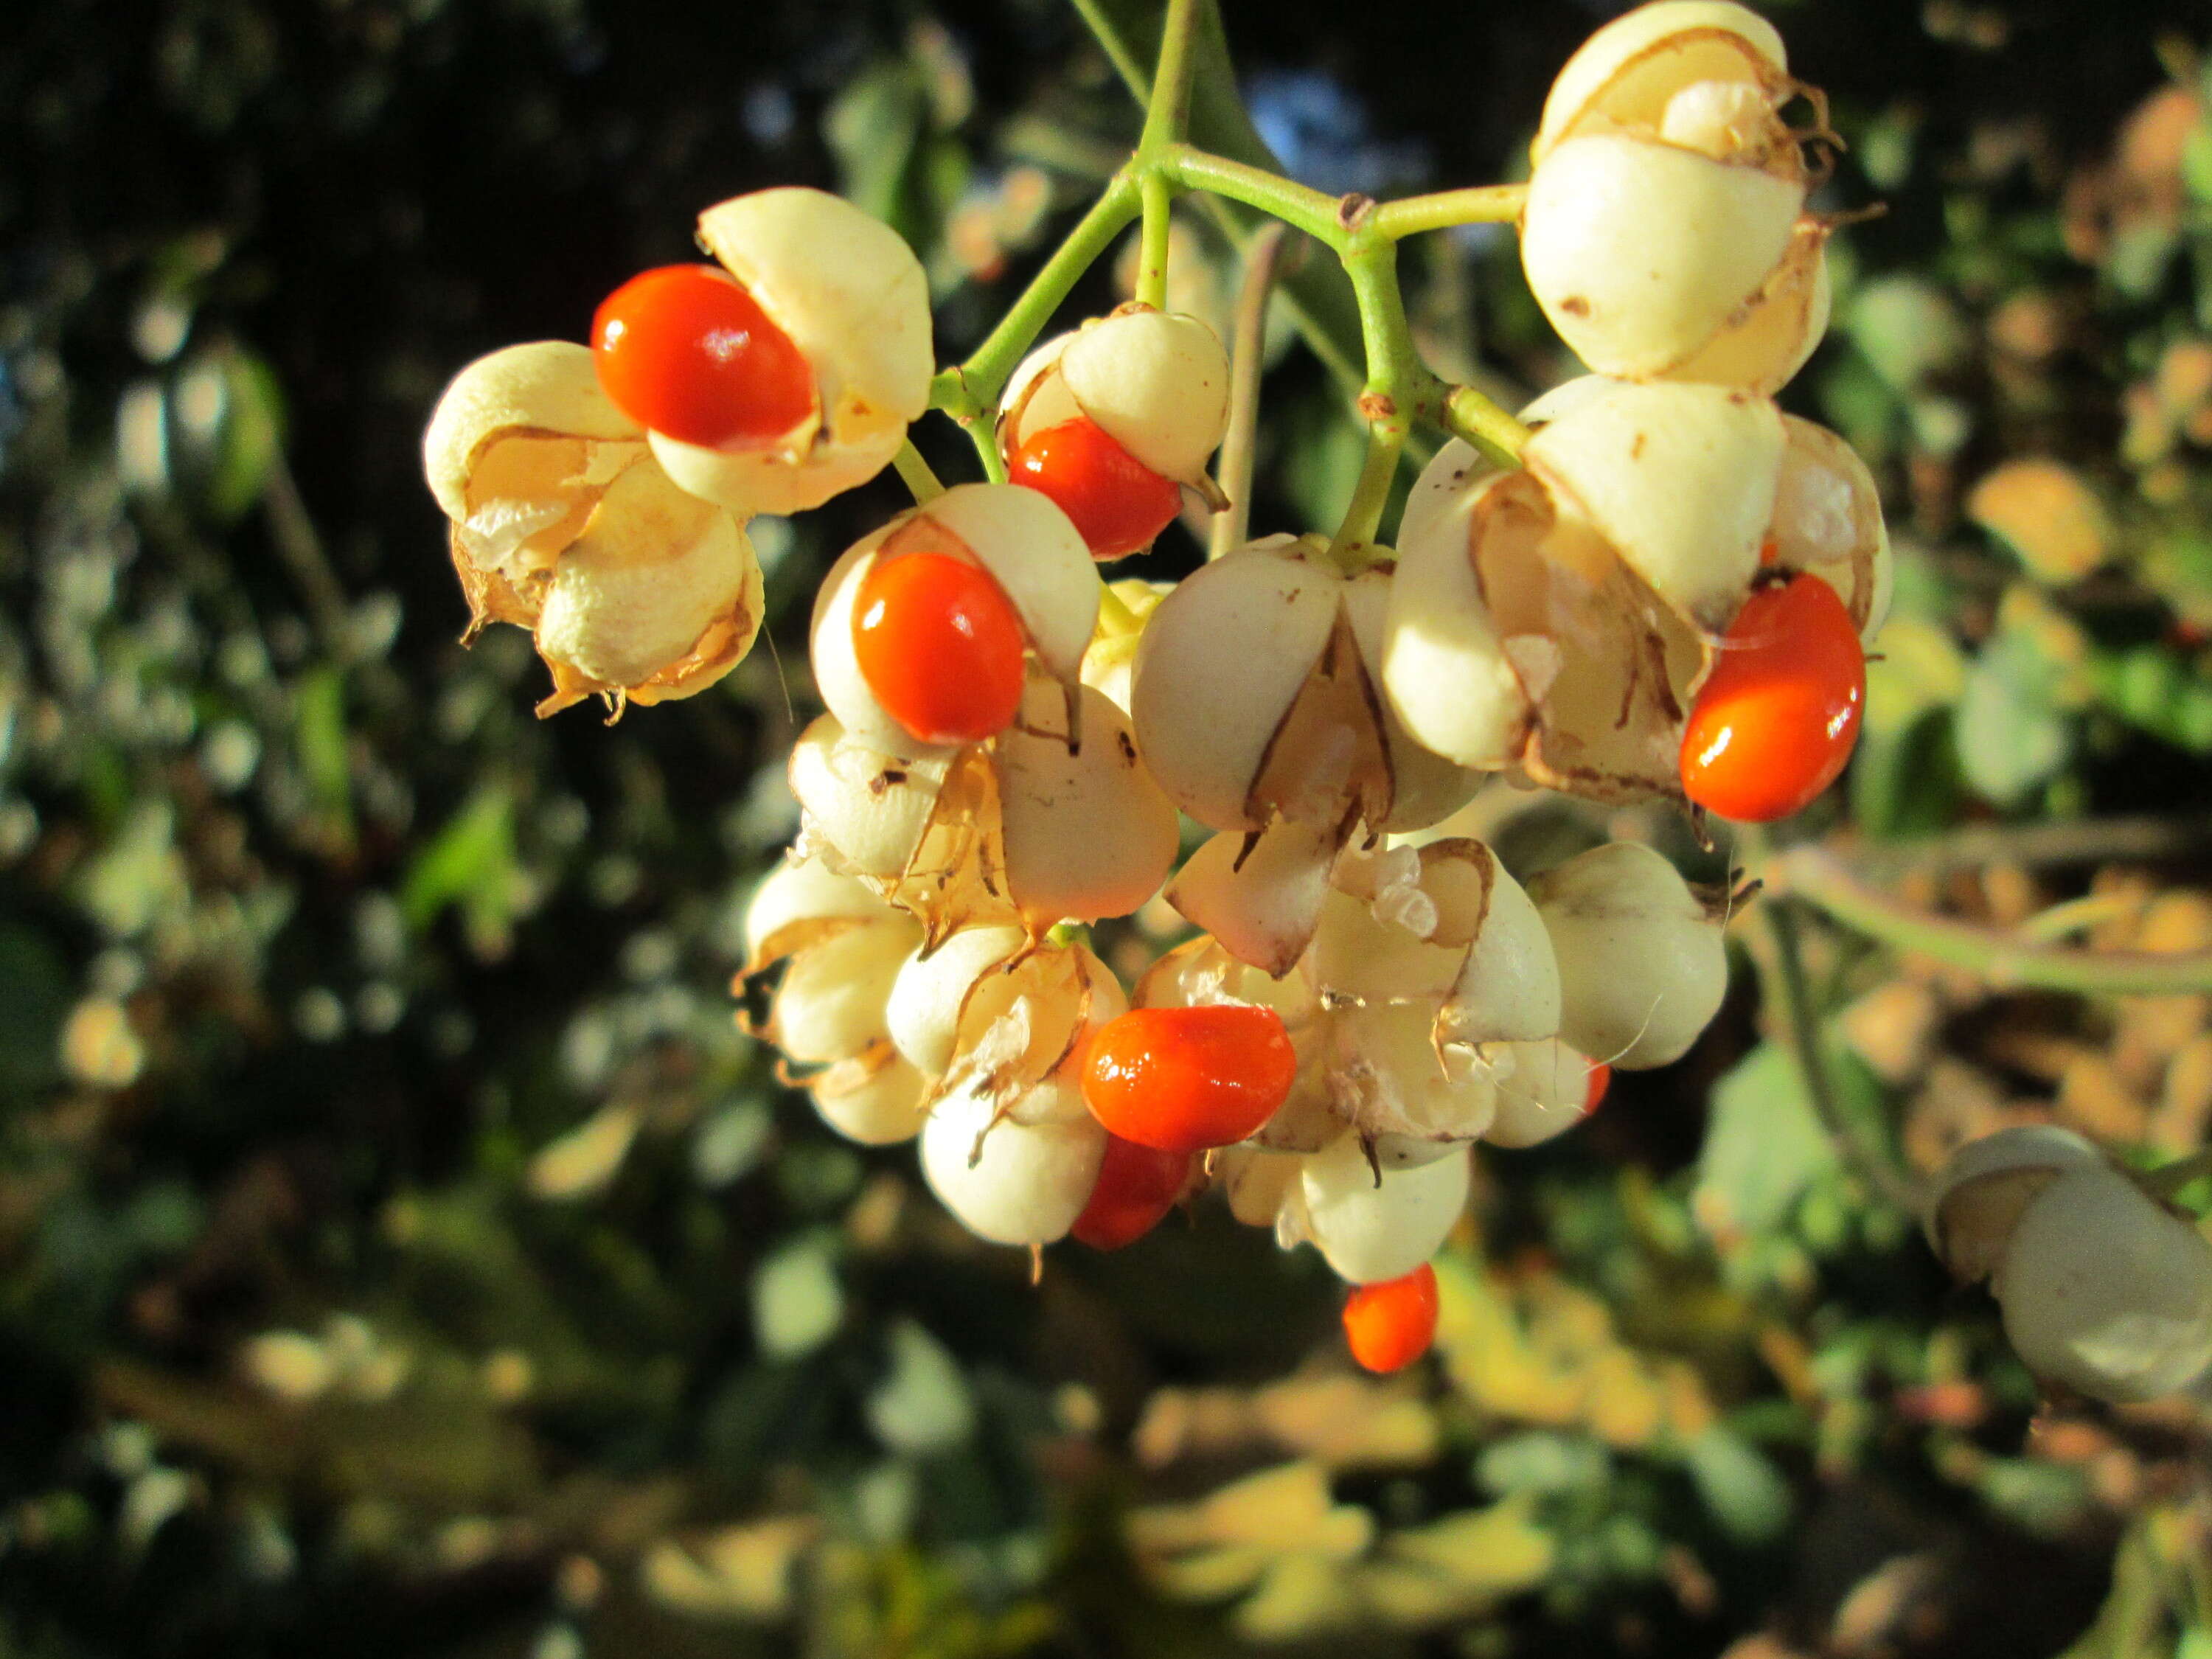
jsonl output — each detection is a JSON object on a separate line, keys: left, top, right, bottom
{"left": 423, "top": 1, "right": 1918, "bottom": 1378}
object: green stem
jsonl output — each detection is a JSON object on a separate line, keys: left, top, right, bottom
{"left": 1373, "top": 184, "right": 1528, "bottom": 241}
{"left": 1439, "top": 383, "right": 1529, "bottom": 468}
{"left": 1326, "top": 423, "right": 1404, "bottom": 565}
{"left": 1752, "top": 880, "right": 1926, "bottom": 1217}
{"left": 2141, "top": 1149, "right": 2212, "bottom": 1200}
{"left": 1135, "top": 0, "right": 1200, "bottom": 156}
{"left": 1770, "top": 844, "right": 2212, "bottom": 995}
{"left": 1158, "top": 145, "right": 1349, "bottom": 248}
{"left": 891, "top": 438, "right": 945, "bottom": 504}
{"left": 1211, "top": 223, "right": 1288, "bottom": 560}
{"left": 928, "top": 176, "right": 1143, "bottom": 422}
{"left": 1136, "top": 170, "right": 1174, "bottom": 309}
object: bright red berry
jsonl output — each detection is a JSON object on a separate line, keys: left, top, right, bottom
{"left": 1006, "top": 417, "right": 1184, "bottom": 560}
{"left": 591, "top": 265, "right": 814, "bottom": 448}
{"left": 851, "top": 550, "right": 1029, "bottom": 746}
{"left": 1680, "top": 574, "right": 1865, "bottom": 822}
{"left": 1071, "top": 1134, "right": 1194, "bottom": 1250}
{"left": 1584, "top": 1061, "right": 1613, "bottom": 1115}
{"left": 1343, "top": 1264, "right": 1439, "bottom": 1374}
{"left": 1081, "top": 1005, "right": 1298, "bottom": 1152}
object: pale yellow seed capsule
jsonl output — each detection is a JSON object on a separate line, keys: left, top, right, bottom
{"left": 1001, "top": 308, "right": 1231, "bottom": 487}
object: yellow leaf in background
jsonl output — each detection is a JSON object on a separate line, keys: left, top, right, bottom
{"left": 1231, "top": 1553, "right": 1365, "bottom": 1642}
{"left": 1966, "top": 458, "right": 2111, "bottom": 582}
{"left": 641, "top": 1518, "right": 818, "bottom": 1623}
{"left": 526, "top": 1102, "right": 642, "bottom": 1200}
{"left": 1357, "top": 1498, "right": 1556, "bottom": 1627}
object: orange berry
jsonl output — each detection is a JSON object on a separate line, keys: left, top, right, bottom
{"left": 1343, "top": 1263, "right": 1439, "bottom": 1374}
{"left": 851, "top": 550, "right": 1028, "bottom": 746}
{"left": 591, "top": 265, "right": 814, "bottom": 448}
{"left": 1071, "top": 1134, "right": 1194, "bottom": 1250}
{"left": 1081, "top": 1005, "right": 1298, "bottom": 1152}
{"left": 1584, "top": 1061, "right": 1613, "bottom": 1115}
{"left": 1006, "top": 417, "right": 1183, "bottom": 560}
{"left": 1680, "top": 574, "right": 1865, "bottom": 822}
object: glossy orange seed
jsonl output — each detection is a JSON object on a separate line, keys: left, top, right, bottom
{"left": 1006, "top": 416, "right": 1184, "bottom": 560}
{"left": 1071, "top": 1134, "right": 1194, "bottom": 1250}
{"left": 1081, "top": 1005, "right": 1298, "bottom": 1152}
{"left": 591, "top": 265, "right": 814, "bottom": 448}
{"left": 1680, "top": 574, "right": 1865, "bottom": 823}
{"left": 1343, "top": 1264, "right": 1439, "bottom": 1374}
{"left": 1584, "top": 1061, "right": 1613, "bottom": 1115}
{"left": 850, "top": 551, "right": 1029, "bottom": 747}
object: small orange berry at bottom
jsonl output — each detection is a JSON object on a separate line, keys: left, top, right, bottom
{"left": 1071, "top": 1134, "right": 1194, "bottom": 1250}
{"left": 1082, "top": 1004, "right": 1298, "bottom": 1152}
{"left": 591, "top": 265, "right": 815, "bottom": 448}
{"left": 851, "top": 550, "right": 1028, "bottom": 746}
{"left": 1343, "top": 1264, "right": 1439, "bottom": 1374}
{"left": 1006, "top": 416, "right": 1183, "bottom": 560}
{"left": 1680, "top": 573, "right": 1865, "bottom": 823}
{"left": 1584, "top": 1062, "right": 1613, "bottom": 1115}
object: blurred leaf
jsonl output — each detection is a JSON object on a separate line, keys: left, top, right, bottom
{"left": 827, "top": 60, "right": 927, "bottom": 228}
{"left": 2092, "top": 644, "right": 2212, "bottom": 753}
{"left": 293, "top": 664, "right": 352, "bottom": 832}
{"left": 753, "top": 1237, "right": 844, "bottom": 1359}
{"left": 1967, "top": 459, "right": 2112, "bottom": 582}
{"left": 1956, "top": 630, "right": 2072, "bottom": 806}
{"left": 1848, "top": 275, "right": 1972, "bottom": 391}
{"left": 1680, "top": 1425, "right": 1792, "bottom": 1545}
{"left": 1474, "top": 1431, "right": 1611, "bottom": 1499}
{"left": 1853, "top": 711, "right": 1965, "bottom": 841}
{"left": 1694, "top": 1042, "right": 1841, "bottom": 1242}
{"left": 401, "top": 782, "right": 529, "bottom": 953}
{"left": 0, "top": 924, "right": 70, "bottom": 1099}
{"left": 866, "top": 1321, "right": 974, "bottom": 1455}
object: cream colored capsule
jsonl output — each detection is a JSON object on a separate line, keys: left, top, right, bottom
{"left": 1534, "top": 1, "right": 1787, "bottom": 162}
{"left": 1166, "top": 820, "right": 1343, "bottom": 981}
{"left": 1924, "top": 1124, "right": 2107, "bottom": 1284}
{"left": 998, "top": 680, "right": 1180, "bottom": 927}
{"left": 932, "top": 942, "right": 1125, "bottom": 1127}
{"left": 1523, "top": 373, "right": 1784, "bottom": 636}
{"left": 1483, "top": 1040, "right": 1602, "bottom": 1149}
{"left": 770, "top": 922, "right": 919, "bottom": 1065}
{"left": 1521, "top": 135, "right": 1820, "bottom": 392}
{"left": 1324, "top": 1003, "right": 1498, "bottom": 1167}
{"left": 1526, "top": 841, "right": 1727, "bottom": 1070}
{"left": 648, "top": 187, "right": 932, "bottom": 516}
{"left": 886, "top": 924, "right": 1030, "bottom": 1079}
{"left": 743, "top": 855, "right": 890, "bottom": 967}
{"left": 1130, "top": 538, "right": 1352, "bottom": 832}
{"left": 1295, "top": 1136, "right": 1470, "bottom": 1284}
{"left": 1380, "top": 442, "right": 1532, "bottom": 772}
{"left": 532, "top": 466, "right": 764, "bottom": 715}
{"left": 1775, "top": 414, "right": 1891, "bottom": 641}
{"left": 1340, "top": 566, "right": 1485, "bottom": 832}
{"left": 1433, "top": 849, "right": 1562, "bottom": 1049}
{"left": 1001, "top": 308, "right": 1231, "bottom": 487}
{"left": 919, "top": 1082, "right": 1106, "bottom": 1247}
{"left": 810, "top": 1045, "right": 931, "bottom": 1146}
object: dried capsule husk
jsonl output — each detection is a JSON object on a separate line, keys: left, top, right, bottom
{"left": 531, "top": 465, "right": 765, "bottom": 717}
{"left": 1166, "top": 819, "right": 1344, "bottom": 981}
{"left": 1523, "top": 380, "right": 1785, "bottom": 636}
{"left": 1324, "top": 1003, "right": 1499, "bottom": 1168}
{"left": 887, "top": 923, "right": 1032, "bottom": 1079}
{"left": 809, "top": 1043, "right": 931, "bottom": 1146}
{"left": 919, "top": 1079, "right": 1107, "bottom": 1247}
{"left": 1527, "top": 842, "right": 1728, "bottom": 1070}
{"left": 1483, "top": 1039, "right": 1602, "bottom": 1149}
{"left": 1317, "top": 839, "right": 1562, "bottom": 1051}
{"left": 789, "top": 714, "right": 1019, "bottom": 947}
{"left": 1133, "top": 936, "right": 1339, "bottom": 1153}
{"left": 1338, "top": 566, "right": 1486, "bottom": 832}
{"left": 1000, "top": 307, "right": 1232, "bottom": 487}
{"left": 646, "top": 187, "right": 933, "bottom": 516}
{"left": 1775, "top": 414, "right": 1891, "bottom": 642}
{"left": 929, "top": 940, "right": 1127, "bottom": 1127}
{"left": 738, "top": 853, "right": 924, "bottom": 1067}
{"left": 1534, "top": 1, "right": 1790, "bottom": 164}
{"left": 1290, "top": 1135, "right": 1471, "bottom": 1284}
{"left": 1521, "top": 136, "right": 1829, "bottom": 392}
{"left": 812, "top": 484, "right": 1102, "bottom": 757}
{"left": 1425, "top": 467, "right": 1705, "bottom": 804}
{"left": 1993, "top": 1164, "right": 2212, "bottom": 1403}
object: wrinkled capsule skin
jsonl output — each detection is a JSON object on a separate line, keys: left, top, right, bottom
{"left": 646, "top": 188, "right": 935, "bottom": 516}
